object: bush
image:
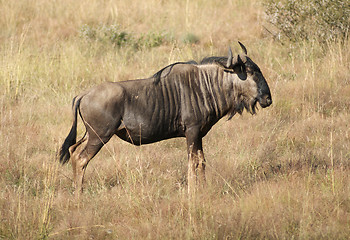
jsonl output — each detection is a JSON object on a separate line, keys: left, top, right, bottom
{"left": 264, "top": 0, "right": 350, "bottom": 42}
{"left": 181, "top": 33, "right": 200, "bottom": 44}
{"left": 79, "top": 24, "right": 132, "bottom": 47}
{"left": 79, "top": 24, "right": 171, "bottom": 49}
{"left": 134, "top": 32, "right": 168, "bottom": 49}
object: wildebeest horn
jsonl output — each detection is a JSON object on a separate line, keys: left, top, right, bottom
{"left": 231, "top": 54, "right": 243, "bottom": 67}
{"left": 226, "top": 47, "right": 233, "bottom": 68}
{"left": 239, "top": 54, "right": 247, "bottom": 63}
{"left": 238, "top": 41, "right": 247, "bottom": 55}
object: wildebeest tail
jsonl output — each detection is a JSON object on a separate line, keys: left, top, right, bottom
{"left": 59, "top": 95, "right": 83, "bottom": 165}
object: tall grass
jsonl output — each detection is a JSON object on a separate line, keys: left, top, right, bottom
{"left": 0, "top": 0, "right": 349, "bottom": 239}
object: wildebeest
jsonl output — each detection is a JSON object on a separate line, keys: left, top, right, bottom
{"left": 59, "top": 42, "right": 272, "bottom": 196}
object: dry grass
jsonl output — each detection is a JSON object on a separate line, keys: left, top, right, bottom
{"left": 0, "top": 0, "right": 350, "bottom": 239}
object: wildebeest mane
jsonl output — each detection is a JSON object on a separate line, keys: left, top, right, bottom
{"left": 203, "top": 56, "right": 262, "bottom": 73}
{"left": 200, "top": 56, "right": 228, "bottom": 67}
{"left": 152, "top": 56, "right": 232, "bottom": 84}
{"left": 152, "top": 60, "right": 198, "bottom": 84}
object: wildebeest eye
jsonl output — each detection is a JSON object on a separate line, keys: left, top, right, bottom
{"left": 246, "top": 67, "right": 254, "bottom": 74}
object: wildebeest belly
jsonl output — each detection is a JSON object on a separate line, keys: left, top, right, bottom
{"left": 115, "top": 100, "right": 183, "bottom": 145}
{"left": 115, "top": 117, "right": 182, "bottom": 145}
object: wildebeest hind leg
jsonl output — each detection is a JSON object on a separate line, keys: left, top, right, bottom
{"left": 70, "top": 132, "right": 108, "bottom": 197}
{"left": 69, "top": 137, "right": 87, "bottom": 191}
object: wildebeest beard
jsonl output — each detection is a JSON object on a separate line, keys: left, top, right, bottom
{"left": 227, "top": 95, "right": 258, "bottom": 120}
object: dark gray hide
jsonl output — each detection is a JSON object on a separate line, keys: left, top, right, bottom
{"left": 59, "top": 42, "right": 272, "bottom": 195}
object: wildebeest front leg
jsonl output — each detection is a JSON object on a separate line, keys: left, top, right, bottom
{"left": 186, "top": 129, "right": 206, "bottom": 195}
{"left": 197, "top": 149, "right": 206, "bottom": 184}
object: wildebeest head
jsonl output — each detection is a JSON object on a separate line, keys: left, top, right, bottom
{"left": 221, "top": 42, "right": 272, "bottom": 115}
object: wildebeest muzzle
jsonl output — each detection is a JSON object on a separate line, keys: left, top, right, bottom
{"left": 258, "top": 94, "right": 272, "bottom": 108}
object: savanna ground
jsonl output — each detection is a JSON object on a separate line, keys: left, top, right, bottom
{"left": 0, "top": 0, "right": 350, "bottom": 239}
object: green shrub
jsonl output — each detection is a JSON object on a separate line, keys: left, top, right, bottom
{"left": 134, "top": 32, "right": 168, "bottom": 49}
{"left": 79, "top": 24, "right": 132, "bottom": 47}
{"left": 181, "top": 32, "right": 200, "bottom": 44}
{"left": 264, "top": 0, "right": 350, "bottom": 42}
{"left": 101, "top": 25, "right": 130, "bottom": 47}
{"left": 79, "top": 24, "right": 170, "bottom": 49}
{"left": 79, "top": 24, "right": 96, "bottom": 40}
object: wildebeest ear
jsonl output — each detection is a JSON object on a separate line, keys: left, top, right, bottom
{"left": 238, "top": 41, "right": 247, "bottom": 55}
{"left": 226, "top": 47, "right": 233, "bottom": 68}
